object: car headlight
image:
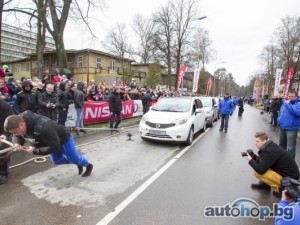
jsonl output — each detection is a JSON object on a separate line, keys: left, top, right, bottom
{"left": 141, "top": 115, "right": 149, "bottom": 123}
{"left": 174, "top": 118, "right": 188, "bottom": 126}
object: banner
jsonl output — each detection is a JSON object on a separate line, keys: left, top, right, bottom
{"left": 65, "top": 100, "right": 156, "bottom": 127}
{"left": 283, "top": 67, "right": 294, "bottom": 98}
{"left": 192, "top": 68, "right": 200, "bottom": 93}
{"left": 176, "top": 65, "right": 186, "bottom": 91}
{"left": 273, "top": 68, "right": 283, "bottom": 97}
{"left": 205, "top": 77, "right": 213, "bottom": 95}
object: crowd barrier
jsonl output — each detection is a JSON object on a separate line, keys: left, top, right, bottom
{"left": 65, "top": 100, "right": 156, "bottom": 127}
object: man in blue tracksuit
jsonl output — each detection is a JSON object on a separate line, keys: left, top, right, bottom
{"left": 278, "top": 90, "right": 300, "bottom": 159}
{"left": 3, "top": 110, "right": 93, "bottom": 177}
{"left": 218, "top": 93, "right": 234, "bottom": 133}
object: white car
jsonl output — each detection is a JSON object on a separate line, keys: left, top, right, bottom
{"left": 139, "top": 96, "right": 206, "bottom": 145}
{"left": 199, "top": 97, "right": 219, "bottom": 127}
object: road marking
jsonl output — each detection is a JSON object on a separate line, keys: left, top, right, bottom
{"left": 96, "top": 128, "right": 210, "bottom": 225}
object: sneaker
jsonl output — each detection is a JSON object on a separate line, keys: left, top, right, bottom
{"left": 82, "top": 164, "right": 93, "bottom": 177}
{"left": 0, "top": 175, "right": 8, "bottom": 185}
{"left": 251, "top": 181, "right": 271, "bottom": 190}
{"left": 273, "top": 191, "right": 282, "bottom": 198}
{"left": 77, "top": 165, "right": 83, "bottom": 175}
{"left": 224, "top": 129, "right": 228, "bottom": 133}
{"left": 219, "top": 129, "right": 223, "bottom": 132}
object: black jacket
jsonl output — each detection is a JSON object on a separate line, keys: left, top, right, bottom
{"left": 37, "top": 91, "right": 59, "bottom": 120}
{"left": 249, "top": 140, "right": 299, "bottom": 179}
{"left": 0, "top": 99, "right": 13, "bottom": 138}
{"left": 109, "top": 91, "right": 122, "bottom": 112}
{"left": 12, "top": 111, "right": 71, "bottom": 155}
{"left": 15, "top": 81, "right": 38, "bottom": 113}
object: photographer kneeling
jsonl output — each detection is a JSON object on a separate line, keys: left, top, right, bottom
{"left": 243, "top": 132, "right": 299, "bottom": 197}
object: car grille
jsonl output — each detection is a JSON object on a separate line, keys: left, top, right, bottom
{"left": 145, "top": 133, "right": 172, "bottom": 139}
{"left": 145, "top": 122, "right": 175, "bottom": 129}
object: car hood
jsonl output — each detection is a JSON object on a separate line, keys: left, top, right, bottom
{"left": 146, "top": 111, "right": 189, "bottom": 123}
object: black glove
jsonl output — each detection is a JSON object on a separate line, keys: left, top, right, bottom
{"left": 230, "top": 112, "right": 233, "bottom": 116}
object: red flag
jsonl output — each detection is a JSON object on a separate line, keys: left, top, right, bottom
{"left": 206, "top": 78, "right": 213, "bottom": 95}
{"left": 176, "top": 65, "right": 186, "bottom": 91}
{"left": 283, "top": 67, "right": 294, "bottom": 98}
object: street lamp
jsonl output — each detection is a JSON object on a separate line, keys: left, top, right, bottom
{"left": 213, "top": 62, "right": 226, "bottom": 96}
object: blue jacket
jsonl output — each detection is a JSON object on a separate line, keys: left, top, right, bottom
{"left": 278, "top": 100, "right": 300, "bottom": 130}
{"left": 218, "top": 97, "right": 234, "bottom": 115}
{"left": 275, "top": 199, "right": 300, "bottom": 225}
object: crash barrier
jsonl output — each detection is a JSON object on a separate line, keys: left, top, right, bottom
{"left": 65, "top": 100, "right": 156, "bottom": 127}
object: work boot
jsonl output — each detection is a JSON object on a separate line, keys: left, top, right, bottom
{"left": 77, "top": 165, "right": 83, "bottom": 175}
{"left": 0, "top": 175, "right": 8, "bottom": 185}
{"left": 82, "top": 164, "right": 93, "bottom": 177}
{"left": 251, "top": 181, "right": 271, "bottom": 190}
{"left": 219, "top": 128, "right": 223, "bottom": 132}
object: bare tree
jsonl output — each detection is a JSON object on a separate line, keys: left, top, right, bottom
{"left": 259, "top": 44, "right": 279, "bottom": 96}
{"left": 274, "top": 15, "right": 300, "bottom": 88}
{"left": 132, "top": 14, "right": 155, "bottom": 64}
{"left": 190, "top": 27, "right": 215, "bottom": 70}
{"left": 152, "top": 5, "right": 175, "bottom": 90}
{"left": 102, "top": 23, "right": 134, "bottom": 80}
{"left": 171, "top": 0, "right": 198, "bottom": 90}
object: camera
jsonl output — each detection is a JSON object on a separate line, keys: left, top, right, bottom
{"left": 241, "top": 149, "right": 254, "bottom": 157}
{"left": 279, "top": 177, "right": 300, "bottom": 202}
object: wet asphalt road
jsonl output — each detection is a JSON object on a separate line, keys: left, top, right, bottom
{"left": 0, "top": 105, "right": 299, "bottom": 225}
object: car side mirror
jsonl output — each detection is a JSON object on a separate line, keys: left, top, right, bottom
{"left": 195, "top": 108, "right": 202, "bottom": 114}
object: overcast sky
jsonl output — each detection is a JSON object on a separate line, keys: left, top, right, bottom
{"left": 64, "top": 0, "right": 300, "bottom": 86}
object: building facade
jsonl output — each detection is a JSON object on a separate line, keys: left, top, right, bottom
{"left": 0, "top": 23, "right": 56, "bottom": 62}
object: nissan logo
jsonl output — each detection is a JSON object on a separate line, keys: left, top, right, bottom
{"left": 156, "top": 123, "right": 160, "bottom": 128}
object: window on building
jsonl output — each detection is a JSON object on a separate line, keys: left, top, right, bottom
{"left": 17, "top": 64, "right": 21, "bottom": 72}
{"left": 78, "top": 56, "right": 83, "bottom": 67}
{"left": 26, "top": 62, "right": 30, "bottom": 72}
{"left": 109, "top": 60, "right": 115, "bottom": 72}
{"left": 96, "top": 57, "right": 102, "bottom": 68}
{"left": 44, "top": 60, "right": 49, "bottom": 70}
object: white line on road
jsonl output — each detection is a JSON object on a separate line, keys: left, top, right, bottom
{"left": 96, "top": 128, "right": 210, "bottom": 225}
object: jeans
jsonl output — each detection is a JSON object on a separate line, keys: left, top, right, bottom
{"left": 110, "top": 111, "right": 122, "bottom": 129}
{"left": 49, "top": 135, "right": 89, "bottom": 167}
{"left": 279, "top": 128, "right": 297, "bottom": 159}
{"left": 220, "top": 114, "right": 229, "bottom": 130}
{"left": 58, "top": 109, "right": 68, "bottom": 125}
{"left": 76, "top": 108, "right": 83, "bottom": 128}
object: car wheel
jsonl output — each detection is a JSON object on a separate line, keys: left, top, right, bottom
{"left": 141, "top": 137, "right": 147, "bottom": 141}
{"left": 201, "top": 121, "right": 206, "bottom": 133}
{"left": 185, "top": 127, "right": 194, "bottom": 146}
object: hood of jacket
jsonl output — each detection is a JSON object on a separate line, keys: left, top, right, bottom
{"left": 77, "top": 81, "right": 85, "bottom": 91}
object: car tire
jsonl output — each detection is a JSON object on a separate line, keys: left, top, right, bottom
{"left": 141, "top": 137, "right": 147, "bottom": 141}
{"left": 200, "top": 122, "right": 206, "bottom": 133}
{"left": 185, "top": 127, "right": 194, "bottom": 146}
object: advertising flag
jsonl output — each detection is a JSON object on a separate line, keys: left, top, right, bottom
{"left": 206, "top": 77, "right": 213, "bottom": 95}
{"left": 283, "top": 67, "right": 294, "bottom": 98}
{"left": 273, "top": 68, "right": 283, "bottom": 97}
{"left": 176, "top": 65, "right": 186, "bottom": 91}
{"left": 192, "top": 68, "right": 200, "bottom": 92}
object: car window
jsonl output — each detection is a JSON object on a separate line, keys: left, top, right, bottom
{"left": 152, "top": 98, "right": 191, "bottom": 112}
{"left": 212, "top": 98, "right": 216, "bottom": 106}
{"left": 195, "top": 99, "right": 203, "bottom": 108}
{"left": 199, "top": 98, "right": 211, "bottom": 107}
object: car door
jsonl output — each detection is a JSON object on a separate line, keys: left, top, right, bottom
{"left": 212, "top": 98, "right": 218, "bottom": 121}
{"left": 194, "top": 99, "right": 204, "bottom": 132}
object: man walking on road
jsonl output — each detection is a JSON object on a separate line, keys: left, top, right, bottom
{"left": 218, "top": 93, "right": 234, "bottom": 132}
{"left": 3, "top": 110, "right": 93, "bottom": 177}
{"left": 278, "top": 90, "right": 300, "bottom": 159}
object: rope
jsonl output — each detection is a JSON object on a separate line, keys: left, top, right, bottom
{"left": 4, "top": 124, "right": 139, "bottom": 169}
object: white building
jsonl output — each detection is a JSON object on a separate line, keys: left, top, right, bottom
{"left": 1, "top": 23, "right": 56, "bottom": 62}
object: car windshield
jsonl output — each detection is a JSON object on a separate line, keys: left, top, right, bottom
{"left": 200, "top": 99, "right": 211, "bottom": 107}
{"left": 152, "top": 98, "right": 191, "bottom": 112}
